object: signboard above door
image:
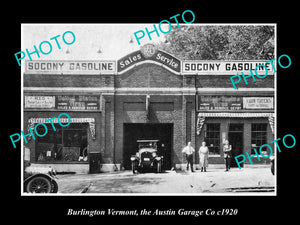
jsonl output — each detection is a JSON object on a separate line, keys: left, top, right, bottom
{"left": 197, "top": 96, "right": 274, "bottom": 111}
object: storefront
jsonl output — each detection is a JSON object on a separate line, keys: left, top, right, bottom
{"left": 23, "top": 44, "right": 275, "bottom": 173}
{"left": 194, "top": 81, "right": 275, "bottom": 168}
{"left": 196, "top": 96, "right": 275, "bottom": 167}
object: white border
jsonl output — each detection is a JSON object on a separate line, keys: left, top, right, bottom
{"left": 21, "top": 23, "right": 277, "bottom": 196}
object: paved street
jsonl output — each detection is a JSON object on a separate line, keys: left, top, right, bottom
{"left": 55, "top": 167, "right": 275, "bottom": 194}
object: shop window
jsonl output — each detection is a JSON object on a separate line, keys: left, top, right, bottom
{"left": 35, "top": 123, "right": 88, "bottom": 162}
{"left": 204, "top": 123, "right": 220, "bottom": 155}
{"left": 251, "top": 123, "right": 267, "bottom": 154}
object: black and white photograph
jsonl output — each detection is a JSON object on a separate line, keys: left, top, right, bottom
{"left": 20, "top": 23, "right": 276, "bottom": 195}
{"left": 4, "top": 5, "right": 298, "bottom": 223}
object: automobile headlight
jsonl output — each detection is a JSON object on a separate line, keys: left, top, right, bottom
{"left": 152, "top": 152, "right": 157, "bottom": 157}
{"left": 156, "top": 157, "right": 161, "bottom": 161}
{"left": 130, "top": 156, "right": 136, "bottom": 161}
{"left": 48, "top": 168, "right": 56, "bottom": 176}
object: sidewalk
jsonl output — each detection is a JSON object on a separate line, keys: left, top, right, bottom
{"left": 55, "top": 167, "right": 275, "bottom": 194}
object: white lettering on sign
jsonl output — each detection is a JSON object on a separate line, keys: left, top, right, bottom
{"left": 182, "top": 61, "right": 274, "bottom": 75}
{"left": 25, "top": 96, "right": 55, "bottom": 108}
{"left": 156, "top": 53, "right": 179, "bottom": 69}
{"left": 25, "top": 60, "right": 116, "bottom": 74}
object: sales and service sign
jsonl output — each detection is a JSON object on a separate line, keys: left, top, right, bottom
{"left": 25, "top": 60, "right": 116, "bottom": 74}
{"left": 182, "top": 61, "right": 275, "bottom": 75}
{"left": 117, "top": 44, "right": 181, "bottom": 73}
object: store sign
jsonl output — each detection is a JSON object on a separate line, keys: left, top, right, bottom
{"left": 182, "top": 61, "right": 275, "bottom": 75}
{"left": 25, "top": 60, "right": 116, "bottom": 74}
{"left": 243, "top": 97, "right": 274, "bottom": 109}
{"left": 56, "top": 95, "right": 100, "bottom": 111}
{"left": 25, "top": 95, "right": 101, "bottom": 111}
{"left": 25, "top": 96, "right": 55, "bottom": 109}
{"left": 117, "top": 44, "right": 181, "bottom": 73}
{"left": 198, "top": 96, "right": 274, "bottom": 111}
{"left": 198, "top": 96, "right": 243, "bottom": 111}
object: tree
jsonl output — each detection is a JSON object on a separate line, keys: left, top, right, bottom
{"left": 158, "top": 25, "right": 275, "bottom": 60}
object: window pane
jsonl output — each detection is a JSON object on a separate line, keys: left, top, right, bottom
{"left": 205, "top": 123, "right": 220, "bottom": 154}
{"left": 35, "top": 123, "right": 88, "bottom": 162}
{"left": 251, "top": 123, "right": 267, "bottom": 154}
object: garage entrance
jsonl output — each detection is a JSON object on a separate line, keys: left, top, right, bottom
{"left": 123, "top": 123, "right": 173, "bottom": 170}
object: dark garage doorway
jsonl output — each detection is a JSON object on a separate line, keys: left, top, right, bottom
{"left": 228, "top": 123, "right": 244, "bottom": 168}
{"left": 123, "top": 123, "right": 173, "bottom": 170}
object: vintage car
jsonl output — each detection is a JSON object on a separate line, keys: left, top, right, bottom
{"left": 130, "top": 140, "right": 163, "bottom": 174}
{"left": 24, "top": 161, "right": 58, "bottom": 193}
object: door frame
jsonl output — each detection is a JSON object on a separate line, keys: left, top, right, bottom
{"left": 228, "top": 123, "right": 244, "bottom": 167}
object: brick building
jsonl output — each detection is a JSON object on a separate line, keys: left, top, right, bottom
{"left": 23, "top": 44, "right": 275, "bottom": 173}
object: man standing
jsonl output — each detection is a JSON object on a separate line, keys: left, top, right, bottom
{"left": 223, "top": 140, "right": 232, "bottom": 171}
{"left": 182, "top": 142, "right": 195, "bottom": 172}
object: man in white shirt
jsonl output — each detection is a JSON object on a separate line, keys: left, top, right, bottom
{"left": 182, "top": 142, "right": 195, "bottom": 172}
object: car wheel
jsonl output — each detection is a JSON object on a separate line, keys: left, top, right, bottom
{"left": 26, "top": 176, "right": 52, "bottom": 193}
{"left": 51, "top": 180, "right": 58, "bottom": 193}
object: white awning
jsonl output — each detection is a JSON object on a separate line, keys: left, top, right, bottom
{"left": 196, "top": 112, "right": 275, "bottom": 135}
{"left": 197, "top": 112, "right": 274, "bottom": 118}
{"left": 27, "top": 117, "right": 96, "bottom": 140}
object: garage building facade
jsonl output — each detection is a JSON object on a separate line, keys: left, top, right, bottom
{"left": 23, "top": 44, "right": 275, "bottom": 173}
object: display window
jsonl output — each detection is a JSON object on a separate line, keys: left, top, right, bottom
{"left": 204, "top": 123, "right": 221, "bottom": 155}
{"left": 251, "top": 123, "right": 268, "bottom": 154}
{"left": 35, "top": 123, "right": 88, "bottom": 162}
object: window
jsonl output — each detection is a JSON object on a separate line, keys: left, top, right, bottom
{"left": 35, "top": 123, "right": 88, "bottom": 162}
{"left": 251, "top": 123, "right": 267, "bottom": 154}
{"left": 204, "top": 123, "right": 220, "bottom": 155}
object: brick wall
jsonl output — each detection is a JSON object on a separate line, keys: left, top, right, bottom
{"left": 196, "top": 75, "right": 274, "bottom": 88}
{"left": 115, "top": 63, "right": 182, "bottom": 88}
{"left": 24, "top": 74, "right": 114, "bottom": 88}
{"left": 24, "top": 62, "right": 274, "bottom": 169}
